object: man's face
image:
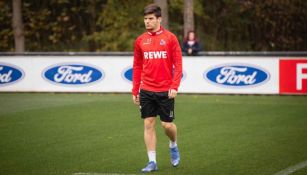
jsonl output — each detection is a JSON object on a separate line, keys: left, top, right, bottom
{"left": 144, "top": 14, "right": 161, "bottom": 31}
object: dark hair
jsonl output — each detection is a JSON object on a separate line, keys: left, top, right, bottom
{"left": 144, "top": 4, "right": 161, "bottom": 17}
{"left": 187, "top": 31, "right": 196, "bottom": 36}
{"left": 184, "top": 31, "right": 198, "bottom": 42}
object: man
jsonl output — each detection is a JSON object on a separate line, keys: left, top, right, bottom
{"left": 132, "top": 3, "right": 182, "bottom": 173}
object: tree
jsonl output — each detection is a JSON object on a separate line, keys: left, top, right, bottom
{"left": 12, "top": 0, "right": 25, "bottom": 52}
{"left": 183, "top": 0, "right": 194, "bottom": 37}
{"left": 21, "top": 0, "right": 108, "bottom": 51}
{"left": 238, "top": 0, "right": 307, "bottom": 51}
{"left": 84, "top": 0, "right": 152, "bottom": 51}
{"left": 0, "top": 2, "right": 13, "bottom": 51}
{"left": 154, "top": 0, "right": 169, "bottom": 29}
{"left": 0, "top": 0, "right": 306, "bottom": 52}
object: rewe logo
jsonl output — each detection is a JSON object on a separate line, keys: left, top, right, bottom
{"left": 43, "top": 63, "right": 104, "bottom": 85}
{"left": 144, "top": 51, "right": 167, "bottom": 59}
{"left": 0, "top": 63, "right": 24, "bottom": 86}
{"left": 205, "top": 64, "right": 270, "bottom": 87}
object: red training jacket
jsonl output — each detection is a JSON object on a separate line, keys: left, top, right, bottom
{"left": 132, "top": 27, "right": 182, "bottom": 96}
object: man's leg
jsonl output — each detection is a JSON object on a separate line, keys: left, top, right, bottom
{"left": 161, "top": 121, "right": 180, "bottom": 167}
{"left": 161, "top": 121, "right": 177, "bottom": 142}
{"left": 142, "top": 117, "right": 158, "bottom": 172}
{"left": 144, "top": 117, "right": 157, "bottom": 154}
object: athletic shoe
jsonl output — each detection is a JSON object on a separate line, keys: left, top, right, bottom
{"left": 170, "top": 146, "right": 180, "bottom": 167}
{"left": 141, "top": 161, "right": 158, "bottom": 173}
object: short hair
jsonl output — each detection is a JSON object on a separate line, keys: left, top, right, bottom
{"left": 144, "top": 4, "right": 161, "bottom": 17}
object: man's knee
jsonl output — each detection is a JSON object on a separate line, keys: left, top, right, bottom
{"left": 144, "top": 117, "right": 156, "bottom": 130}
{"left": 161, "top": 121, "right": 174, "bottom": 130}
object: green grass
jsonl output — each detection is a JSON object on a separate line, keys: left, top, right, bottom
{"left": 0, "top": 93, "right": 307, "bottom": 175}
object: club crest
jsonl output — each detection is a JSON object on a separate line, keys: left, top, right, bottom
{"left": 160, "top": 39, "right": 166, "bottom": 45}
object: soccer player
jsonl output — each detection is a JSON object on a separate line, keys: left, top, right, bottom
{"left": 132, "top": 3, "right": 183, "bottom": 173}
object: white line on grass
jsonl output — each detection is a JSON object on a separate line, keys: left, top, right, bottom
{"left": 273, "top": 160, "right": 307, "bottom": 175}
{"left": 73, "top": 173, "right": 138, "bottom": 175}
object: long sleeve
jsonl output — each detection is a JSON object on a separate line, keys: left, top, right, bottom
{"left": 132, "top": 39, "right": 143, "bottom": 96}
{"left": 132, "top": 29, "right": 182, "bottom": 93}
{"left": 170, "top": 35, "right": 183, "bottom": 91}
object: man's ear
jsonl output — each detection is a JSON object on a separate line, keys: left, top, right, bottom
{"left": 158, "top": 17, "right": 162, "bottom": 23}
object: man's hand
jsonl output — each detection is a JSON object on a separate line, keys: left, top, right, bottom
{"left": 132, "top": 95, "right": 140, "bottom": 105}
{"left": 168, "top": 89, "right": 177, "bottom": 99}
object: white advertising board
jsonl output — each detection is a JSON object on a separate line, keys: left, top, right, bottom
{"left": 181, "top": 57, "right": 279, "bottom": 94}
{"left": 0, "top": 56, "right": 279, "bottom": 94}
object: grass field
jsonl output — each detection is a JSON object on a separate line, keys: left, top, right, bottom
{"left": 0, "top": 93, "right": 307, "bottom": 175}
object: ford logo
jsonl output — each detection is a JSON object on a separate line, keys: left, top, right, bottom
{"left": 122, "top": 66, "right": 187, "bottom": 82}
{"left": 0, "top": 63, "right": 24, "bottom": 86}
{"left": 43, "top": 63, "right": 104, "bottom": 85}
{"left": 122, "top": 67, "right": 133, "bottom": 82}
{"left": 204, "top": 64, "right": 270, "bottom": 87}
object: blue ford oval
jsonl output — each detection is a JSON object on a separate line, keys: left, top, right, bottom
{"left": 43, "top": 63, "right": 104, "bottom": 85}
{"left": 0, "top": 64, "right": 24, "bottom": 86}
{"left": 204, "top": 64, "right": 270, "bottom": 87}
{"left": 123, "top": 67, "right": 133, "bottom": 82}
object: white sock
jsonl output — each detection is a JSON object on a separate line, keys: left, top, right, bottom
{"left": 169, "top": 140, "right": 177, "bottom": 148}
{"left": 147, "top": 151, "right": 156, "bottom": 163}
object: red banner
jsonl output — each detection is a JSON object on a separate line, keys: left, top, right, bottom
{"left": 280, "top": 59, "right": 307, "bottom": 94}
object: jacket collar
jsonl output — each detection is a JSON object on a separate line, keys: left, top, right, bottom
{"left": 147, "top": 27, "right": 164, "bottom": 36}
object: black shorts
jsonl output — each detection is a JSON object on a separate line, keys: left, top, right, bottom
{"left": 139, "top": 89, "right": 175, "bottom": 122}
